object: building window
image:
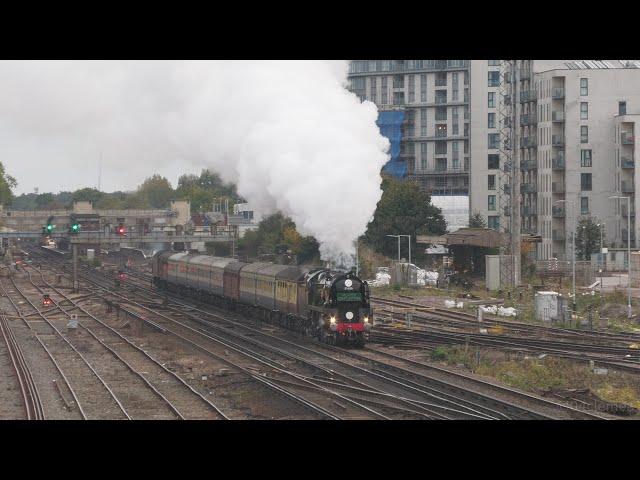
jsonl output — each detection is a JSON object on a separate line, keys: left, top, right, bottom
{"left": 381, "top": 77, "right": 388, "bottom": 104}
{"left": 488, "top": 133, "right": 500, "bottom": 149}
{"left": 488, "top": 175, "right": 496, "bottom": 190}
{"left": 408, "top": 75, "right": 415, "bottom": 103}
{"left": 393, "top": 75, "right": 404, "bottom": 88}
{"left": 435, "top": 72, "right": 447, "bottom": 87}
{"left": 488, "top": 71, "right": 500, "bottom": 87}
{"left": 452, "top": 72, "right": 458, "bottom": 88}
{"left": 436, "top": 124, "right": 447, "bottom": 138}
{"left": 464, "top": 71, "right": 469, "bottom": 85}
{"left": 488, "top": 216, "right": 500, "bottom": 230}
{"left": 420, "top": 156, "right": 427, "bottom": 171}
{"left": 435, "top": 90, "right": 447, "bottom": 104}
{"left": 581, "top": 173, "right": 592, "bottom": 191}
{"left": 488, "top": 195, "right": 496, "bottom": 211}
{"left": 453, "top": 122, "right": 459, "bottom": 135}
{"left": 370, "top": 77, "right": 376, "bottom": 103}
{"left": 435, "top": 107, "right": 447, "bottom": 121}
{"left": 581, "top": 126, "right": 588, "bottom": 143}
{"left": 581, "top": 149, "right": 592, "bottom": 167}
{"left": 435, "top": 141, "right": 447, "bottom": 155}
{"left": 580, "top": 102, "right": 588, "bottom": 120}
{"left": 488, "top": 60, "right": 501, "bottom": 66}
{"left": 393, "top": 91, "right": 405, "bottom": 105}
{"left": 580, "top": 78, "right": 588, "bottom": 96}
{"left": 464, "top": 141, "right": 469, "bottom": 154}
{"left": 619, "top": 101, "right": 627, "bottom": 115}
{"left": 488, "top": 154, "right": 500, "bottom": 169}
{"left": 488, "top": 92, "right": 495, "bottom": 108}
{"left": 420, "top": 109, "right": 427, "bottom": 137}
{"left": 464, "top": 105, "right": 469, "bottom": 120}
{"left": 488, "top": 112, "right": 496, "bottom": 129}
{"left": 464, "top": 123, "right": 469, "bottom": 137}
{"left": 420, "top": 74, "right": 427, "bottom": 102}
{"left": 581, "top": 197, "right": 589, "bottom": 214}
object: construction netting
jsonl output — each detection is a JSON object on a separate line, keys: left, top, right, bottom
{"left": 376, "top": 110, "right": 406, "bottom": 178}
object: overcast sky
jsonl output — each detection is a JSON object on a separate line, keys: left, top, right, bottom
{"left": 0, "top": 60, "right": 389, "bottom": 261}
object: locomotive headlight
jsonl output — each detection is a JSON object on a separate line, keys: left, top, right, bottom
{"left": 363, "top": 316, "right": 369, "bottom": 323}
{"left": 330, "top": 316, "right": 336, "bottom": 324}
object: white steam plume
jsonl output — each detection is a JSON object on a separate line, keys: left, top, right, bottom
{"left": 0, "top": 60, "right": 390, "bottom": 262}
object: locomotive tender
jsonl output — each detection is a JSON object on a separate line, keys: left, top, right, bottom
{"left": 152, "top": 251, "right": 372, "bottom": 346}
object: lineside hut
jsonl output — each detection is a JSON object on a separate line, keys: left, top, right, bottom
{"left": 418, "top": 228, "right": 506, "bottom": 276}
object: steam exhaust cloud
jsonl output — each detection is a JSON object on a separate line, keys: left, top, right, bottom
{"left": 0, "top": 61, "right": 390, "bottom": 263}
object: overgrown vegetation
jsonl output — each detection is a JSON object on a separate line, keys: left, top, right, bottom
{"left": 430, "top": 345, "right": 640, "bottom": 410}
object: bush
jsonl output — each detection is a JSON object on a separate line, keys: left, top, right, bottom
{"left": 430, "top": 346, "right": 449, "bottom": 361}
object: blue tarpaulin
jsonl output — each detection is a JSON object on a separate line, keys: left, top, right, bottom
{"left": 376, "top": 111, "right": 406, "bottom": 178}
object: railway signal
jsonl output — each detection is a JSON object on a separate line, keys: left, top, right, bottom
{"left": 42, "top": 294, "right": 53, "bottom": 307}
{"left": 116, "top": 224, "right": 126, "bottom": 236}
{"left": 69, "top": 222, "right": 80, "bottom": 234}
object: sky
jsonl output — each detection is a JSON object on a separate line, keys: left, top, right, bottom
{"left": 0, "top": 60, "right": 390, "bottom": 261}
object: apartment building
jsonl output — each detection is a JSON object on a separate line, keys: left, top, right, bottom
{"left": 469, "top": 60, "right": 640, "bottom": 261}
{"left": 348, "top": 60, "right": 472, "bottom": 196}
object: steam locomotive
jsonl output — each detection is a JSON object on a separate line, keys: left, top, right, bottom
{"left": 152, "top": 251, "right": 372, "bottom": 346}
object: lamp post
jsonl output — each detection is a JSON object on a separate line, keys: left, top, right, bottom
{"left": 609, "top": 196, "right": 632, "bottom": 319}
{"left": 597, "top": 222, "right": 606, "bottom": 297}
{"left": 386, "top": 235, "right": 401, "bottom": 263}
{"left": 554, "top": 199, "right": 576, "bottom": 312}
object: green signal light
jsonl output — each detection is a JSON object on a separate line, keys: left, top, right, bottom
{"left": 71, "top": 224, "right": 79, "bottom": 232}
{"left": 46, "top": 224, "right": 54, "bottom": 232}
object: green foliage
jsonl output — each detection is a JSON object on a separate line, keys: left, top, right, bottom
{"left": 0, "top": 162, "right": 17, "bottom": 206}
{"left": 175, "top": 169, "right": 239, "bottom": 212}
{"left": 237, "top": 212, "right": 320, "bottom": 264}
{"left": 468, "top": 211, "right": 486, "bottom": 228}
{"left": 364, "top": 178, "right": 447, "bottom": 261}
{"left": 136, "top": 175, "right": 174, "bottom": 208}
{"left": 575, "top": 217, "right": 604, "bottom": 260}
{"left": 72, "top": 187, "right": 104, "bottom": 204}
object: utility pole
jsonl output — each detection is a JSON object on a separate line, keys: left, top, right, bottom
{"left": 399, "top": 235, "right": 412, "bottom": 265}
{"left": 72, "top": 243, "right": 79, "bottom": 293}
{"left": 609, "top": 196, "right": 632, "bottom": 318}
{"left": 554, "top": 199, "right": 576, "bottom": 311}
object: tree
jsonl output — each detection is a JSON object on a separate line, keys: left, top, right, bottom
{"left": 72, "top": 187, "right": 103, "bottom": 205}
{"left": 35, "top": 193, "right": 55, "bottom": 209}
{"left": 364, "top": 178, "right": 447, "bottom": 262}
{"left": 576, "top": 218, "right": 604, "bottom": 260}
{"left": 137, "top": 175, "right": 174, "bottom": 208}
{"left": 0, "top": 161, "right": 17, "bottom": 206}
{"left": 468, "top": 211, "right": 487, "bottom": 228}
{"left": 175, "top": 169, "right": 239, "bottom": 212}
{"left": 237, "top": 212, "right": 320, "bottom": 264}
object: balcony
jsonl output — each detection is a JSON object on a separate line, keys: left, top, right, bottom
{"left": 521, "top": 159, "right": 537, "bottom": 171}
{"left": 621, "top": 157, "right": 635, "bottom": 169}
{"left": 622, "top": 132, "right": 635, "bottom": 144}
{"left": 622, "top": 230, "right": 637, "bottom": 244}
{"left": 520, "top": 90, "right": 537, "bottom": 103}
{"left": 521, "top": 182, "right": 537, "bottom": 194}
{"left": 552, "top": 157, "right": 566, "bottom": 170}
{"left": 420, "top": 167, "right": 470, "bottom": 176}
{"left": 552, "top": 88, "right": 565, "bottom": 99}
{"left": 503, "top": 206, "right": 511, "bottom": 216}
{"left": 552, "top": 135, "right": 564, "bottom": 146}
{"left": 552, "top": 182, "right": 565, "bottom": 193}
{"left": 504, "top": 71, "right": 512, "bottom": 83}
{"left": 622, "top": 181, "right": 635, "bottom": 193}
{"left": 520, "top": 113, "right": 537, "bottom": 126}
{"left": 522, "top": 226, "right": 538, "bottom": 235}
{"left": 521, "top": 136, "right": 537, "bottom": 148}
{"left": 552, "top": 230, "right": 566, "bottom": 241}
{"left": 621, "top": 205, "right": 636, "bottom": 217}
{"left": 552, "top": 206, "right": 565, "bottom": 217}
{"left": 503, "top": 94, "right": 512, "bottom": 106}
{"left": 552, "top": 111, "right": 565, "bottom": 122}
{"left": 521, "top": 205, "right": 537, "bottom": 216}
{"left": 503, "top": 184, "right": 511, "bottom": 195}
{"left": 502, "top": 162, "right": 512, "bottom": 173}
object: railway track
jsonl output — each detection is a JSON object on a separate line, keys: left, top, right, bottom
{"left": 0, "top": 314, "right": 45, "bottom": 419}
{"left": 30, "top": 249, "right": 610, "bottom": 420}
{"left": 371, "top": 297, "right": 640, "bottom": 374}
{"left": 24, "top": 269, "right": 228, "bottom": 420}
